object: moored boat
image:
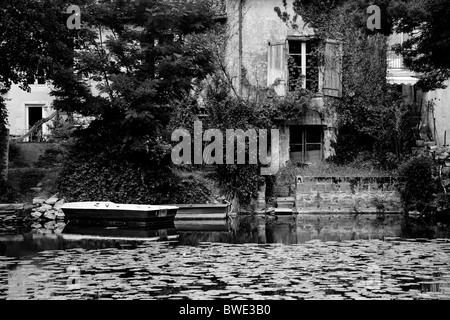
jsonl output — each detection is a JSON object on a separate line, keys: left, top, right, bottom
{"left": 61, "top": 202, "right": 178, "bottom": 224}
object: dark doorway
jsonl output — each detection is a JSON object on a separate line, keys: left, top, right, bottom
{"left": 28, "top": 106, "right": 43, "bottom": 141}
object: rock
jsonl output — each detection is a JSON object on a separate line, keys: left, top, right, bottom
{"left": 55, "top": 210, "right": 65, "bottom": 219}
{"left": 44, "top": 221, "right": 56, "bottom": 229}
{"left": 45, "top": 197, "right": 59, "bottom": 205}
{"left": 53, "top": 199, "right": 66, "bottom": 210}
{"left": 56, "top": 222, "right": 66, "bottom": 229}
{"left": 37, "top": 182, "right": 43, "bottom": 187}
{"left": 32, "top": 197, "right": 46, "bottom": 205}
{"left": 37, "top": 204, "right": 53, "bottom": 213}
{"left": 43, "top": 211, "right": 56, "bottom": 220}
{"left": 31, "top": 211, "right": 43, "bottom": 219}
{"left": 32, "top": 222, "right": 43, "bottom": 229}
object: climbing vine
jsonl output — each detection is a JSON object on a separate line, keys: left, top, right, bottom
{"left": 275, "top": 0, "right": 415, "bottom": 168}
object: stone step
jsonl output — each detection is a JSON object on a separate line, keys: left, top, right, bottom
{"left": 274, "top": 208, "right": 293, "bottom": 215}
{"left": 276, "top": 197, "right": 295, "bottom": 209}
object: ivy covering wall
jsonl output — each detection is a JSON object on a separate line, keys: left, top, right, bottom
{"left": 276, "top": 0, "right": 415, "bottom": 168}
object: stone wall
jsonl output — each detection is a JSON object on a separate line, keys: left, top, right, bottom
{"left": 294, "top": 213, "right": 404, "bottom": 241}
{"left": 30, "top": 195, "right": 65, "bottom": 221}
{"left": 295, "top": 176, "right": 402, "bottom": 213}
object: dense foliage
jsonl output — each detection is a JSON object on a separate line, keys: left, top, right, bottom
{"left": 390, "top": 0, "right": 450, "bottom": 91}
{"left": 0, "top": 0, "right": 77, "bottom": 174}
{"left": 283, "top": 0, "right": 450, "bottom": 91}
{"left": 50, "top": 0, "right": 221, "bottom": 203}
{"left": 275, "top": 0, "right": 416, "bottom": 168}
{"left": 58, "top": 142, "right": 210, "bottom": 204}
{"left": 397, "top": 155, "right": 438, "bottom": 213}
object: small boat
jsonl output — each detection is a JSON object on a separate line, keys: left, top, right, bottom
{"left": 61, "top": 202, "right": 178, "bottom": 225}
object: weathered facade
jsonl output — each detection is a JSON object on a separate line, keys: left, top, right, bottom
{"left": 4, "top": 82, "right": 56, "bottom": 140}
{"left": 421, "top": 81, "right": 450, "bottom": 147}
{"left": 224, "top": 0, "right": 342, "bottom": 168}
{"left": 388, "top": 32, "right": 450, "bottom": 148}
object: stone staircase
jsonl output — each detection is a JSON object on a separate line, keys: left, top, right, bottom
{"left": 275, "top": 197, "right": 295, "bottom": 215}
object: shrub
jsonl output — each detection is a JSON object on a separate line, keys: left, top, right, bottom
{"left": 0, "top": 180, "right": 19, "bottom": 203}
{"left": 397, "top": 155, "right": 438, "bottom": 213}
{"left": 57, "top": 154, "right": 211, "bottom": 205}
{"left": 18, "top": 170, "right": 46, "bottom": 193}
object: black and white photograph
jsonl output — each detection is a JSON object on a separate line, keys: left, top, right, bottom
{"left": 0, "top": 0, "right": 450, "bottom": 310}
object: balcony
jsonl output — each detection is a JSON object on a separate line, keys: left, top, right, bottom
{"left": 386, "top": 50, "right": 419, "bottom": 86}
{"left": 387, "top": 50, "right": 404, "bottom": 70}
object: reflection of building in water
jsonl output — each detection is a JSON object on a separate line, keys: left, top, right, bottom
{"left": 421, "top": 281, "right": 450, "bottom": 293}
{"left": 7, "top": 266, "right": 38, "bottom": 299}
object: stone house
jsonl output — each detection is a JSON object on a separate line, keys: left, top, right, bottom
{"left": 224, "top": 0, "right": 342, "bottom": 168}
{"left": 223, "top": 0, "right": 450, "bottom": 170}
{"left": 4, "top": 0, "right": 448, "bottom": 152}
{"left": 4, "top": 76, "right": 57, "bottom": 141}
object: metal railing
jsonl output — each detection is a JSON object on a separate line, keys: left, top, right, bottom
{"left": 387, "top": 50, "right": 404, "bottom": 69}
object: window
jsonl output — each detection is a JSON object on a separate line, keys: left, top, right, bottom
{"left": 289, "top": 126, "right": 323, "bottom": 164}
{"left": 37, "top": 69, "right": 46, "bottom": 85}
{"left": 267, "top": 39, "right": 342, "bottom": 98}
{"left": 26, "top": 69, "right": 46, "bottom": 85}
{"left": 287, "top": 39, "right": 319, "bottom": 92}
{"left": 26, "top": 75, "right": 35, "bottom": 85}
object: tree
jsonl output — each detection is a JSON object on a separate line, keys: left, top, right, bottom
{"left": 0, "top": 0, "right": 77, "bottom": 185}
{"left": 389, "top": 0, "right": 450, "bottom": 91}
{"left": 50, "top": 0, "right": 219, "bottom": 167}
{"left": 52, "top": 0, "right": 222, "bottom": 203}
{"left": 1, "top": 0, "right": 223, "bottom": 203}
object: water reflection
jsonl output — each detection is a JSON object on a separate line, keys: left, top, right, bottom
{"left": 0, "top": 212, "right": 413, "bottom": 258}
{"left": 1, "top": 214, "right": 450, "bottom": 300}
{"left": 63, "top": 222, "right": 178, "bottom": 241}
{"left": 0, "top": 212, "right": 449, "bottom": 257}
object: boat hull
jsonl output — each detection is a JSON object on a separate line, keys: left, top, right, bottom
{"left": 61, "top": 202, "right": 178, "bottom": 224}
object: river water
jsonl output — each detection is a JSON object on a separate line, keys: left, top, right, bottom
{"left": 1, "top": 218, "right": 450, "bottom": 300}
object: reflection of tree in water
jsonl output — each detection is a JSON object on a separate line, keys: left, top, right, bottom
{"left": 0, "top": 233, "right": 142, "bottom": 257}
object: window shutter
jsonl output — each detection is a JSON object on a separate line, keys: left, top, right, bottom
{"left": 267, "top": 42, "right": 286, "bottom": 96}
{"left": 323, "top": 39, "right": 342, "bottom": 98}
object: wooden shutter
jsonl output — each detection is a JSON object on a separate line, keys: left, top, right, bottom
{"left": 267, "top": 42, "right": 286, "bottom": 96}
{"left": 323, "top": 39, "right": 343, "bottom": 98}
